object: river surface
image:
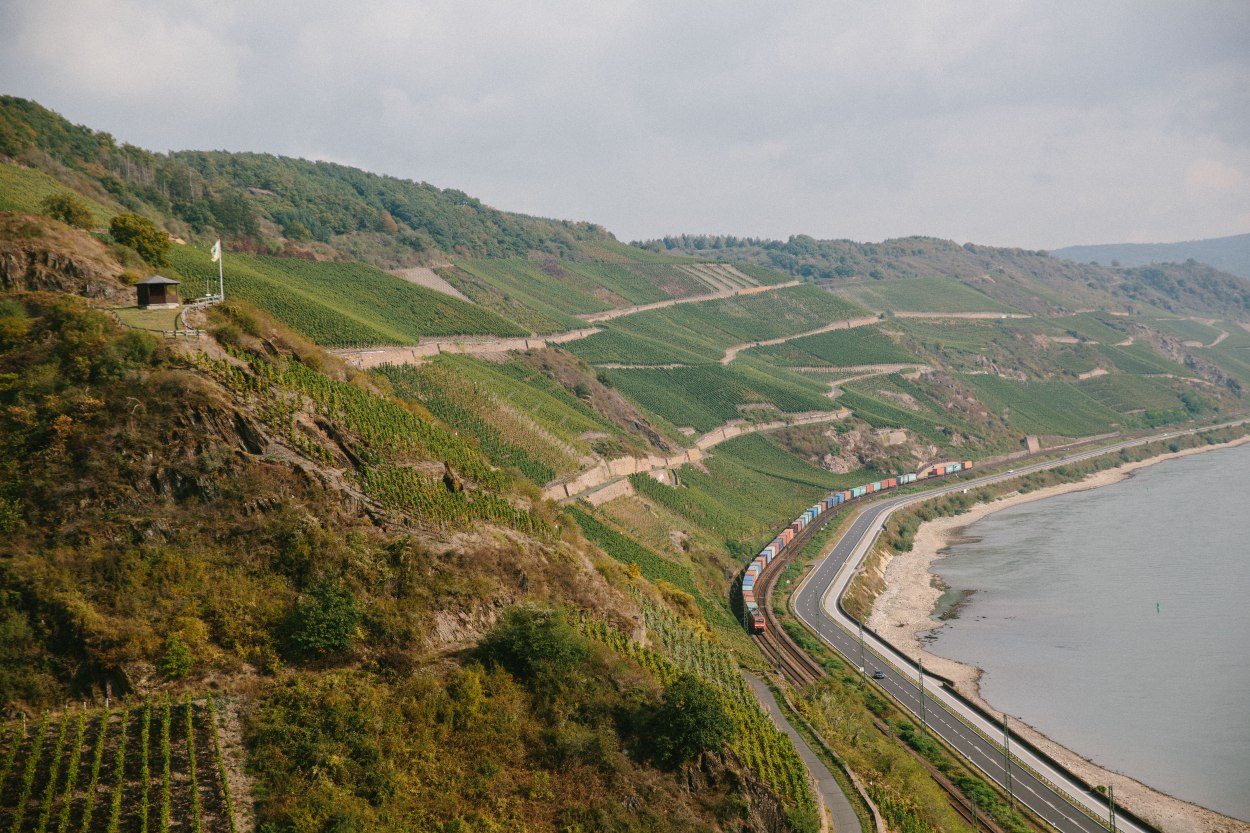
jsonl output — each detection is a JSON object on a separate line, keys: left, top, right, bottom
{"left": 926, "top": 444, "right": 1250, "bottom": 822}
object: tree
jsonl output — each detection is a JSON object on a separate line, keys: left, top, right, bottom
{"left": 285, "top": 579, "right": 362, "bottom": 658}
{"left": 109, "top": 213, "right": 169, "bottom": 266}
{"left": 39, "top": 192, "right": 93, "bottom": 229}
{"left": 649, "top": 673, "right": 733, "bottom": 764}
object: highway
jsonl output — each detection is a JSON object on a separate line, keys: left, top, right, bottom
{"left": 789, "top": 422, "right": 1248, "bottom": 833}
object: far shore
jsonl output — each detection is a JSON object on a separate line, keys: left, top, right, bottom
{"left": 866, "top": 434, "right": 1250, "bottom": 833}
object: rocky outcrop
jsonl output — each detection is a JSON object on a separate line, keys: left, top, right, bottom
{"left": 0, "top": 213, "right": 130, "bottom": 305}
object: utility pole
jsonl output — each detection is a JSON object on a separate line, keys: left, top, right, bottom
{"left": 1003, "top": 713, "right": 1014, "bottom": 811}
{"left": 1109, "top": 785, "right": 1116, "bottom": 833}
{"left": 919, "top": 657, "right": 926, "bottom": 727}
{"left": 858, "top": 618, "right": 865, "bottom": 672}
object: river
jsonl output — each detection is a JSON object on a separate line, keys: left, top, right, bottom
{"left": 925, "top": 443, "right": 1250, "bottom": 822}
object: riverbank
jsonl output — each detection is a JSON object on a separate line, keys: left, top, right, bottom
{"left": 866, "top": 435, "right": 1250, "bottom": 833}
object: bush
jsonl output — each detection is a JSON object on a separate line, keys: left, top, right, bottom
{"left": 285, "top": 580, "right": 362, "bottom": 658}
{"left": 109, "top": 213, "right": 169, "bottom": 267}
{"left": 158, "top": 634, "right": 193, "bottom": 679}
{"left": 478, "top": 606, "right": 589, "bottom": 681}
{"left": 40, "top": 192, "right": 94, "bottom": 229}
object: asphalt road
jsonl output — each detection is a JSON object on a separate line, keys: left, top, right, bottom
{"left": 744, "top": 672, "right": 862, "bottom": 833}
{"left": 789, "top": 423, "right": 1247, "bottom": 833}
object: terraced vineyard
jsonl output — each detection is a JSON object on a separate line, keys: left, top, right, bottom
{"left": 1096, "top": 342, "right": 1194, "bottom": 376}
{"left": 747, "top": 324, "right": 921, "bottom": 367}
{"left": 603, "top": 363, "right": 832, "bottom": 432}
{"left": 835, "top": 277, "right": 1018, "bottom": 313}
{"left": 0, "top": 698, "right": 237, "bottom": 833}
{"left": 169, "top": 247, "right": 526, "bottom": 346}
{"left": 1077, "top": 374, "right": 1186, "bottom": 415}
{"left": 1144, "top": 317, "right": 1225, "bottom": 344}
{"left": 958, "top": 373, "right": 1122, "bottom": 436}
{"left": 377, "top": 354, "right": 652, "bottom": 484}
{"left": 570, "top": 285, "right": 868, "bottom": 365}
{"left": 1047, "top": 312, "right": 1131, "bottom": 344}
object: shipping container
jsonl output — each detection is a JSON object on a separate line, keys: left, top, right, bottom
{"left": 745, "top": 600, "right": 758, "bottom": 611}
{"left": 780, "top": 529, "right": 795, "bottom": 544}
{"left": 963, "top": 460, "right": 973, "bottom": 470}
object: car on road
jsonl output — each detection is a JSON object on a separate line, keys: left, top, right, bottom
{"left": 872, "top": 670, "right": 885, "bottom": 680}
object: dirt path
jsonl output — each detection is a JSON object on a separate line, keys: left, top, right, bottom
{"left": 888, "top": 311, "right": 1033, "bottom": 320}
{"left": 577, "top": 280, "right": 802, "bottom": 323}
{"left": 333, "top": 328, "right": 602, "bottom": 368}
{"left": 1208, "top": 330, "right": 1229, "bottom": 347}
{"left": 721, "top": 316, "right": 881, "bottom": 364}
{"left": 545, "top": 408, "right": 849, "bottom": 502}
{"left": 800, "top": 363, "right": 930, "bottom": 397}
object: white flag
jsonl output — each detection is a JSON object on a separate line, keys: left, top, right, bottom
{"left": 210, "top": 239, "right": 222, "bottom": 262}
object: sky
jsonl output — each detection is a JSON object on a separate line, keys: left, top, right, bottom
{"left": 2, "top": 1, "right": 1249, "bottom": 249}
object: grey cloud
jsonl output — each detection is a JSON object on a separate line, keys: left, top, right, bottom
{"left": 1, "top": 0, "right": 1247, "bottom": 247}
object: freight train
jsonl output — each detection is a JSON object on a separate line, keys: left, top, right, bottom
{"left": 742, "top": 460, "right": 972, "bottom": 633}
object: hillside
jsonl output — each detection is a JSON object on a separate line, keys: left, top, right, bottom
{"left": 1053, "top": 232, "right": 1250, "bottom": 281}
{"left": 639, "top": 233, "right": 1250, "bottom": 323}
{"left": 0, "top": 221, "right": 827, "bottom": 831}
{"left": 6, "top": 97, "right": 1250, "bottom": 833}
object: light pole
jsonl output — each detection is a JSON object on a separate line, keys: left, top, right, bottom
{"left": 858, "top": 618, "right": 865, "bottom": 672}
{"left": 1003, "top": 713, "right": 1014, "bottom": 811}
{"left": 919, "top": 658, "right": 926, "bottom": 728}
{"left": 1109, "top": 784, "right": 1116, "bottom": 833}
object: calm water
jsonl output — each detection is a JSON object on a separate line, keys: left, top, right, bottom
{"left": 927, "top": 444, "right": 1250, "bottom": 822}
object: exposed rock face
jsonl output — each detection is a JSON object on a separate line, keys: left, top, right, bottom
{"left": 681, "top": 750, "right": 793, "bottom": 833}
{"left": 0, "top": 213, "right": 130, "bottom": 305}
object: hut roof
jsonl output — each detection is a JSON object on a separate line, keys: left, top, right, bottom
{"left": 135, "top": 275, "right": 179, "bottom": 285}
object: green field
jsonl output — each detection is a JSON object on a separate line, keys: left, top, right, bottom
{"left": 0, "top": 163, "right": 114, "bottom": 225}
{"left": 1047, "top": 312, "right": 1132, "bottom": 344}
{"left": 1096, "top": 342, "right": 1193, "bottom": 376}
{"left": 1077, "top": 374, "right": 1185, "bottom": 414}
{"left": 892, "top": 318, "right": 1012, "bottom": 354}
{"left": 836, "top": 277, "right": 1019, "bottom": 313}
{"left": 604, "top": 363, "right": 833, "bottom": 432}
{"left": 570, "top": 285, "right": 869, "bottom": 365}
{"left": 958, "top": 373, "right": 1121, "bottom": 436}
{"left": 169, "top": 246, "right": 526, "bottom": 346}
{"left": 748, "top": 324, "right": 921, "bottom": 367}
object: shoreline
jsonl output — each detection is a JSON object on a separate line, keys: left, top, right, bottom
{"left": 866, "top": 434, "right": 1250, "bottom": 833}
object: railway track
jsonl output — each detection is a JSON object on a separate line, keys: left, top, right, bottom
{"left": 751, "top": 511, "right": 829, "bottom": 686}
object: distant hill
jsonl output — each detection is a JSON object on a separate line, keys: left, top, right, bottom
{"left": 0, "top": 95, "right": 611, "bottom": 265}
{"left": 1052, "top": 233, "right": 1250, "bottom": 281}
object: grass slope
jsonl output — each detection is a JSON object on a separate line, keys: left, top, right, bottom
{"left": 169, "top": 246, "right": 526, "bottom": 346}
{"left": 604, "top": 363, "right": 833, "bottom": 432}
{"left": 571, "top": 285, "right": 869, "bottom": 365}
{"left": 835, "top": 277, "right": 1020, "bottom": 313}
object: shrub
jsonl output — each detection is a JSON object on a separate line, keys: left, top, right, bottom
{"left": 158, "top": 634, "right": 193, "bottom": 679}
{"left": 285, "top": 580, "right": 362, "bottom": 658}
{"left": 39, "top": 193, "right": 94, "bottom": 229}
{"left": 478, "top": 606, "right": 589, "bottom": 681}
{"left": 109, "top": 213, "right": 169, "bottom": 267}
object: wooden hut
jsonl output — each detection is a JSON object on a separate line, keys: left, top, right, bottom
{"left": 135, "top": 275, "right": 180, "bottom": 309}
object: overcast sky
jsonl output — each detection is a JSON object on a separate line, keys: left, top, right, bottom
{"left": 2, "top": 1, "right": 1248, "bottom": 249}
